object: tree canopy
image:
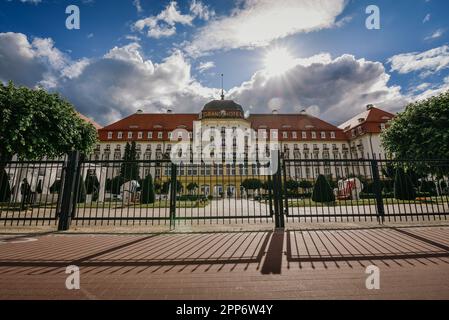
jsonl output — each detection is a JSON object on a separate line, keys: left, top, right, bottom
{"left": 0, "top": 82, "right": 98, "bottom": 161}
{"left": 381, "top": 90, "right": 449, "bottom": 161}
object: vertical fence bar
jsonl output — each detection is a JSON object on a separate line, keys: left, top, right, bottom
{"left": 169, "top": 162, "right": 177, "bottom": 229}
{"left": 371, "top": 159, "right": 385, "bottom": 224}
{"left": 58, "top": 151, "right": 80, "bottom": 231}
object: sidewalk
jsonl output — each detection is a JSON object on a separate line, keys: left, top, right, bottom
{"left": 0, "top": 224, "right": 448, "bottom": 300}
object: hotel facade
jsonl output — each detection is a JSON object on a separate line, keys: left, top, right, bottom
{"left": 94, "top": 99, "right": 395, "bottom": 196}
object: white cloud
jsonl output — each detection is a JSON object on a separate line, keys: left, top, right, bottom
{"left": 228, "top": 53, "right": 407, "bottom": 123}
{"left": 3, "top": 32, "right": 448, "bottom": 127}
{"left": 423, "top": 13, "right": 431, "bottom": 23}
{"left": 196, "top": 61, "right": 215, "bottom": 73}
{"left": 190, "top": 0, "right": 215, "bottom": 21}
{"left": 388, "top": 45, "right": 449, "bottom": 76}
{"left": 185, "top": 0, "right": 347, "bottom": 56}
{"left": 425, "top": 29, "right": 445, "bottom": 40}
{"left": 0, "top": 32, "right": 68, "bottom": 87}
{"left": 134, "top": 1, "right": 194, "bottom": 39}
{"left": 133, "top": 0, "right": 143, "bottom": 13}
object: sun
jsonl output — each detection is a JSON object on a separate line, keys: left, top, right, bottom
{"left": 264, "top": 48, "right": 296, "bottom": 76}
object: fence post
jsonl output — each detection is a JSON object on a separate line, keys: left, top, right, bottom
{"left": 267, "top": 174, "right": 274, "bottom": 216}
{"left": 169, "top": 162, "right": 177, "bottom": 229}
{"left": 58, "top": 151, "right": 80, "bottom": 231}
{"left": 282, "top": 154, "right": 290, "bottom": 217}
{"left": 371, "top": 159, "right": 385, "bottom": 224}
{"left": 273, "top": 151, "right": 285, "bottom": 229}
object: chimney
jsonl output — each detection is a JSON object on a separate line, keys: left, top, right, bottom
{"left": 136, "top": 109, "right": 143, "bottom": 114}
{"left": 167, "top": 109, "right": 173, "bottom": 114}
{"left": 272, "top": 109, "right": 278, "bottom": 115}
{"left": 366, "top": 104, "right": 374, "bottom": 110}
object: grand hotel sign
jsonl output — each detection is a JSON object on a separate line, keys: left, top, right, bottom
{"left": 201, "top": 109, "right": 244, "bottom": 119}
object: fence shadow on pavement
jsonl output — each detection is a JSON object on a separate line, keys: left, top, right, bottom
{"left": 1, "top": 226, "right": 449, "bottom": 277}
{"left": 285, "top": 226, "right": 449, "bottom": 269}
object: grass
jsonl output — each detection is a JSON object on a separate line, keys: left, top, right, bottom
{"left": 286, "top": 196, "right": 449, "bottom": 207}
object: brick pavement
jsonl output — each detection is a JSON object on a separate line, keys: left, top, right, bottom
{"left": 0, "top": 225, "right": 448, "bottom": 300}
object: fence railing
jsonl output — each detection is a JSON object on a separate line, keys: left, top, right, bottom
{"left": 0, "top": 152, "right": 448, "bottom": 229}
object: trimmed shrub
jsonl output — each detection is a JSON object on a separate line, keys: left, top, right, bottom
{"left": 77, "top": 175, "right": 87, "bottom": 203}
{"left": 50, "top": 179, "right": 62, "bottom": 194}
{"left": 141, "top": 174, "right": 155, "bottom": 204}
{"left": 0, "top": 169, "right": 11, "bottom": 202}
{"left": 359, "top": 193, "right": 376, "bottom": 200}
{"left": 394, "top": 168, "right": 416, "bottom": 201}
{"left": 312, "top": 175, "right": 335, "bottom": 203}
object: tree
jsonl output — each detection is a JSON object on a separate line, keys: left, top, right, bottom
{"left": 299, "top": 180, "right": 313, "bottom": 191}
{"left": 0, "top": 169, "right": 11, "bottom": 202}
{"left": 141, "top": 174, "right": 155, "bottom": 204}
{"left": 162, "top": 180, "right": 183, "bottom": 194}
{"left": 0, "top": 82, "right": 98, "bottom": 163}
{"left": 312, "top": 175, "right": 336, "bottom": 203}
{"left": 394, "top": 168, "right": 416, "bottom": 201}
{"left": 109, "top": 176, "right": 125, "bottom": 195}
{"left": 285, "top": 180, "right": 299, "bottom": 194}
{"left": 382, "top": 90, "right": 449, "bottom": 173}
{"left": 0, "top": 83, "right": 98, "bottom": 205}
{"left": 187, "top": 182, "right": 199, "bottom": 195}
{"left": 120, "top": 142, "right": 140, "bottom": 181}
{"left": 241, "top": 179, "right": 263, "bottom": 191}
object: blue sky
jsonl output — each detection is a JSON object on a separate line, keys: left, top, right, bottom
{"left": 1, "top": 0, "right": 449, "bottom": 125}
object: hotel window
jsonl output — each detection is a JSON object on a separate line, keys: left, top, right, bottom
{"left": 108, "top": 132, "right": 112, "bottom": 139}
{"left": 138, "top": 132, "right": 143, "bottom": 139}
{"left": 128, "top": 132, "right": 133, "bottom": 139}
{"left": 302, "top": 132, "right": 307, "bottom": 139}
{"left": 292, "top": 132, "right": 297, "bottom": 139}
{"left": 272, "top": 131, "right": 278, "bottom": 139}
{"left": 262, "top": 130, "right": 268, "bottom": 139}
{"left": 283, "top": 132, "right": 288, "bottom": 139}
{"left": 330, "top": 131, "right": 336, "bottom": 139}
{"left": 148, "top": 132, "right": 153, "bottom": 139}
{"left": 118, "top": 132, "right": 123, "bottom": 139}
{"left": 168, "top": 132, "right": 173, "bottom": 140}
{"left": 158, "top": 132, "right": 163, "bottom": 139}
{"left": 321, "top": 132, "right": 326, "bottom": 139}
{"left": 311, "top": 132, "right": 317, "bottom": 139}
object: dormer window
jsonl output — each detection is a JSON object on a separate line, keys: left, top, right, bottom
{"left": 321, "top": 132, "right": 326, "bottom": 139}
{"left": 128, "top": 132, "right": 133, "bottom": 139}
{"left": 292, "top": 132, "right": 297, "bottom": 139}
{"left": 118, "top": 132, "right": 123, "bottom": 139}
{"left": 148, "top": 132, "right": 153, "bottom": 139}
{"left": 283, "top": 132, "right": 288, "bottom": 139}
{"left": 330, "top": 131, "right": 336, "bottom": 139}
{"left": 302, "top": 132, "right": 307, "bottom": 139}
{"left": 107, "top": 132, "right": 112, "bottom": 139}
{"left": 158, "top": 132, "right": 163, "bottom": 139}
{"left": 311, "top": 132, "right": 317, "bottom": 139}
{"left": 138, "top": 132, "right": 143, "bottom": 139}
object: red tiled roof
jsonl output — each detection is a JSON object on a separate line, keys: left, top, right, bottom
{"left": 248, "top": 114, "right": 347, "bottom": 140}
{"left": 77, "top": 112, "right": 102, "bottom": 130}
{"left": 339, "top": 107, "right": 395, "bottom": 135}
{"left": 98, "top": 113, "right": 198, "bottom": 141}
{"left": 101, "top": 113, "right": 199, "bottom": 131}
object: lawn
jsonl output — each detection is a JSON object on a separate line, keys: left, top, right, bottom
{"left": 286, "top": 196, "right": 449, "bottom": 207}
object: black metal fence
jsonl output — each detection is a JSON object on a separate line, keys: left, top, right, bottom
{"left": 1, "top": 153, "right": 448, "bottom": 230}
{"left": 283, "top": 158, "right": 449, "bottom": 223}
